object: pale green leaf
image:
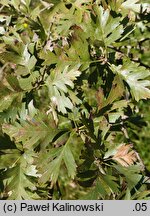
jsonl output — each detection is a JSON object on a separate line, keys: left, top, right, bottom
{"left": 5, "top": 165, "right": 39, "bottom": 200}
{"left": 0, "top": 83, "right": 23, "bottom": 112}
{"left": 63, "top": 143, "right": 76, "bottom": 178}
{"left": 121, "top": 0, "right": 141, "bottom": 13}
{"left": 114, "top": 164, "right": 143, "bottom": 189}
{"left": 0, "top": 149, "right": 21, "bottom": 169}
{"left": 39, "top": 154, "right": 63, "bottom": 184}
{"left": 47, "top": 65, "right": 81, "bottom": 114}
{"left": 105, "top": 25, "right": 123, "bottom": 46}
{"left": 94, "top": 5, "right": 124, "bottom": 46}
{"left": 28, "top": 55, "right": 37, "bottom": 70}
{"left": 111, "top": 61, "right": 150, "bottom": 101}
{"left": 19, "top": 71, "right": 39, "bottom": 91}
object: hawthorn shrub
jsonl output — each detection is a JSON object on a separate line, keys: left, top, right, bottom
{"left": 0, "top": 0, "right": 150, "bottom": 200}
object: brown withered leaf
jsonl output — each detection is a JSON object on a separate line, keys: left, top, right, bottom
{"left": 112, "top": 144, "right": 137, "bottom": 167}
{"left": 95, "top": 87, "right": 104, "bottom": 109}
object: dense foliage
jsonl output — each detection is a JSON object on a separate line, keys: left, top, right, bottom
{"left": 0, "top": 0, "right": 150, "bottom": 200}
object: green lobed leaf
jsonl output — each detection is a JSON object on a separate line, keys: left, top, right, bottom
{"left": 2, "top": 113, "right": 57, "bottom": 149}
{"left": 38, "top": 132, "right": 77, "bottom": 184}
{"left": 1, "top": 165, "right": 39, "bottom": 200}
{"left": 46, "top": 65, "right": 81, "bottom": 114}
